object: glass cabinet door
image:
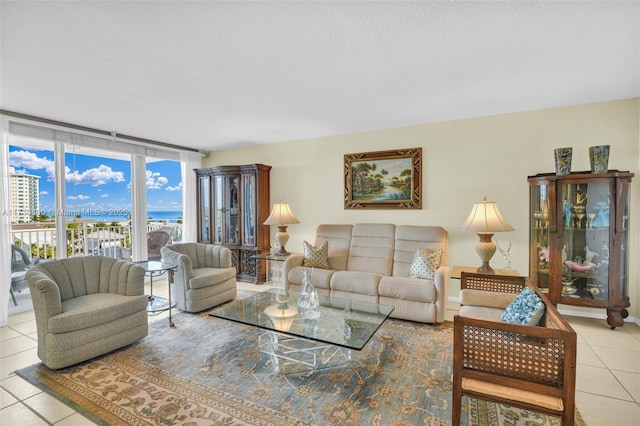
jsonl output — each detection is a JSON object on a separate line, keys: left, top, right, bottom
{"left": 560, "top": 181, "right": 611, "bottom": 301}
{"left": 529, "top": 183, "right": 551, "bottom": 290}
{"left": 198, "top": 176, "right": 211, "bottom": 243}
{"left": 213, "top": 176, "right": 224, "bottom": 244}
{"left": 242, "top": 174, "right": 256, "bottom": 246}
{"left": 227, "top": 176, "right": 239, "bottom": 244}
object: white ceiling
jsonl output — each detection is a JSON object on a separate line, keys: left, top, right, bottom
{"left": 1, "top": 1, "right": 639, "bottom": 153}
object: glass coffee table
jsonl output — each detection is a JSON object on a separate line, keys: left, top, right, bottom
{"left": 210, "top": 288, "right": 393, "bottom": 372}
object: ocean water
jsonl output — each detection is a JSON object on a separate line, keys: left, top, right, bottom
{"left": 64, "top": 210, "right": 183, "bottom": 223}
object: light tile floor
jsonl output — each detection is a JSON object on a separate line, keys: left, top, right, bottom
{"left": 2, "top": 281, "right": 639, "bottom": 425}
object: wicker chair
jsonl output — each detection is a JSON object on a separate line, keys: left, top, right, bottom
{"left": 452, "top": 273, "right": 577, "bottom": 426}
{"left": 147, "top": 230, "right": 172, "bottom": 260}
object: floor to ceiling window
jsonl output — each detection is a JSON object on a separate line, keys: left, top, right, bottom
{"left": 4, "top": 119, "right": 190, "bottom": 261}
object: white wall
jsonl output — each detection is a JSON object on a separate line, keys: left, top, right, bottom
{"left": 204, "top": 99, "right": 640, "bottom": 319}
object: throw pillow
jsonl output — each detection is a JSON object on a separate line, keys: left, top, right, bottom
{"left": 501, "top": 287, "right": 546, "bottom": 326}
{"left": 409, "top": 248, "right": 442, "bottom": 280}
{"left": 303, "top": 241, "right": 330, "bottom": 269}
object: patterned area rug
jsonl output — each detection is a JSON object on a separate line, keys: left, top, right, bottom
{"left": 17, "top": 294, "right": 582, "bottom": 425}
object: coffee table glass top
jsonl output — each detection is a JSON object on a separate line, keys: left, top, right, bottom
{"left": 210, "top": 289, "right": 394, "bottom": 351}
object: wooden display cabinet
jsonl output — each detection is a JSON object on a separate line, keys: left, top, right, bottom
{"left": 528, "top": 170, "right": 633, "bottom": 329}
{"left": 196, "top": 164, "right": 271, "bottom": 284}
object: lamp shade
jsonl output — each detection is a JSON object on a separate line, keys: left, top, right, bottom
{"left": 264, "top": 201, "right": 300, "bottom": 226}
{"left": 459, "top": 197, "right": 514, "bottom": 233}
{"left": 460, "top": 197, "right": 514, "bottom": 274}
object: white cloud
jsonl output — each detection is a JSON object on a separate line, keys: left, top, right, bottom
{"left": 9, "top": 150, "right": 55, "bottom": 178}
{"left": 40, "top": 190, "right": 49, "bottom": 196}
{"left": 68, "top": 194, "right": 90, "bottom": 200}
{"left": 65, "top": 164, "right": 125, "bottom": 186}
{"left": 166, "top": 182, "right": 183, "bottom": 191}
{"left": 146, "top": 170, "right": 168, "bottom": 189}
{"left": 101, "top": 194, "right": 110, "bottom": 198}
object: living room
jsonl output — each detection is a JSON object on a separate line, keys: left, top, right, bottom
{"left": 1, "top": 1, "right": 639, "bottom": 425}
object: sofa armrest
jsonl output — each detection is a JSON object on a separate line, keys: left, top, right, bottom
{"left": 283, "top": 253, "right": 304, "bottom": 290}
{"left": 117, "top": 261, "right": 146, "bottom": 296}
{"left": 162, "top": 248, "right": 194, "bottom": 279}
{"left": 26, "top": 268, "right": 63, "bottom": 323}
{"left": 454, "top": 314, "right": 576, "bottom": 386}
{"left": 434, "top": 265, "right": 450, "bottom": 323}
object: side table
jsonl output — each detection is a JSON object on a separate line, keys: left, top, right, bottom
{"left": 251, "top": 253, "right": 291, "bottom": 288}
{"left": 135, "top": 260, "right": 178, "bottom": 327}
{"left": 451, "top": 265, "right": 521, "bottom": 279}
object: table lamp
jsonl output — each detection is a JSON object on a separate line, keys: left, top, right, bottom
{"left": 264, "top": 201, "right": 299, "bottom": 255}
{"left": 460, "top": 197, "right": 514, "bottom": 273}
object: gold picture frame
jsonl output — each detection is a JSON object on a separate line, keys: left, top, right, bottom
{"left": 344, "top": 148, "right": 422, "bottom": 209}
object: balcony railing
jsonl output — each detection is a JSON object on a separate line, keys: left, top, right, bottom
{"left": 10, "top": 221, "right": 182, "bottom": 260}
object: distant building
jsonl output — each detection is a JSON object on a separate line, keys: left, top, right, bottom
{"left": 9, "top": 166, "right": 40, "bottom": 223}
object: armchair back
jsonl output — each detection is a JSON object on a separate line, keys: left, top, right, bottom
{"left": 161, "top": 242, "right": 232, "bottom": 270}
{"left": 28, "top": 256, "right": 145, "bottom": 299}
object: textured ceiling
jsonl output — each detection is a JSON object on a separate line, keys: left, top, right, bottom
{"left": 1, "top": 1, "right": 639, "bottom": 153}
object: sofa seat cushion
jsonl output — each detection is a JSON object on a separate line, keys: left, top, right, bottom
{"left": 189, "top": 267, "right": 236, "bottom": 290}
{"left": 378, "top": 276, "right": 435, "bottom": 302}
{"left": 458, "top": 305, "right": 505, "bottom": 322}
{"left": 330, "top": 271, "right": 381, "bottom": 296}
{"left": 288, "top": 266, "right": 334, "bottom": 290}
{"left": 460, "top": 289, "right": 516, "bottom": 310}
{"left": 51, "top": 293, "right": 149, "bottom": 334}
{"left": 462, "top": 377, "right": 564, "bottom": 412}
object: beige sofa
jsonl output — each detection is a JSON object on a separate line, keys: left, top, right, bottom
{"left": 26, "top": 256, "right": 149, "bottom": 369}
{"left": 283, "top": 223, "right": 449, "bottom": 323}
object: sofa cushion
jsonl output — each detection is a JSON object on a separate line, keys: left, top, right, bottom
{"left": 347, "top": 223, "right": 395, "bottom": 276}
{"left": 460, "top": 289, "right": 516, "bottom": 310}
{"left": 330, "top": 270, "right": 381, "bottom": 296}
{"left": 459, "top": 305, "right": 506, "bottom": 322}
{"left": 288, "top": 266, "right": 333, "bottom": 290}
{"left": 303, "top": 241, "right": 331, "bottom": 269}
{"left": 379, "top": 276, "right": 435, "bottom": 303}
{"left": 409, "top": 248, "right": 442, "bottom": 279}
{"left": 51, "top": 293, "right": 149, "bottom": 334}
{"left": 189, "top": 267, "right": 236, "bottom": 290}
{"left": 501, "top": 287, "right": 546, "bottom": 326}
{"left": 462, "top": 378, "right": 564, "bottom": 412}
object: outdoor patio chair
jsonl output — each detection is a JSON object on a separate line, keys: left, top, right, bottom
{"left": 10, "top": 244, "right": 39, "bottom": 306}
{"left": 147, "top": 230, "right": 172, "bottom": 260}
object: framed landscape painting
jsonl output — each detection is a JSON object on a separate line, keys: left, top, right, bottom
{"left": 344, "top": 148, "right": 422, "bottom": 209}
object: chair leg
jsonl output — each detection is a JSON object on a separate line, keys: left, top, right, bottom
{"left": 10, "top": 288, "right": 17, "bottom": 306}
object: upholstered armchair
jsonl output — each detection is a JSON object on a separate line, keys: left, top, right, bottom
{"left": 161, "top": 242, "right": 237, "bottom": 312}
{"left": 26, "top": 256, "right": 149, "bottom": 369}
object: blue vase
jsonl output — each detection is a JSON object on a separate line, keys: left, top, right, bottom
{"left": 592, "top": 202, "right": 609, "bottom": 227}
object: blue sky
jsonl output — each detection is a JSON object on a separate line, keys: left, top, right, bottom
{"left": 9, "top": 145, "right": 182, "bottom": 217}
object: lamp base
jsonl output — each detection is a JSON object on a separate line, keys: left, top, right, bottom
{"left": 476, "top": 263, "right": 495, "bottom": 274}
{"left": 274, "top": 226, "right": 290, "bottom": 256}
{"left": 475, "top": 232, "right": 497, "bottom": 274}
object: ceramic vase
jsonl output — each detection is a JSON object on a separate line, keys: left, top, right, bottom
{"left": 554, "top": 147, "right": 572, "bottom": 176}
{"left": 589, "top": 145, "right": 610, "bottom": 174}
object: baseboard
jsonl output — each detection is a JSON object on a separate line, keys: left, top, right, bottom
{"left": 448, "top": 296, "right": 640, "bottom": 327}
